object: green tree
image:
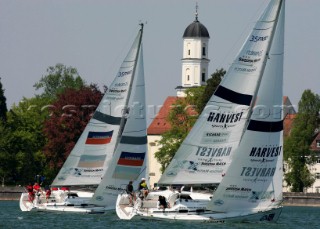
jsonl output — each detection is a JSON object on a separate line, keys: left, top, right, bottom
{"left": 155, "top": 69, "right": 225, "bottom": 172}
{"left": 284, "top": 89, "right": 320, "bottom": 192}
{"left": 0, "top": 96, "right": 51, "bottom": 185}
{"left": 34, "top": 63, "right": 85, "bottom": 99}
{"left": 0, "top": 77, "right": 8, "bottom": 122}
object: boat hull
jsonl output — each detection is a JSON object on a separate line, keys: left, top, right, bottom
{"left": 135, "top": 206, "right": 282, "bottom": 223}
{"left": 19, "top": 190, "right": 110, "bottom": 213}
{"left": 116, "top": 191, "right": 282, "bottom": 223}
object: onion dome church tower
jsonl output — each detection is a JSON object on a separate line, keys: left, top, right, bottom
{"left": 176, "top": 4, "right": 210, "bottom": 97}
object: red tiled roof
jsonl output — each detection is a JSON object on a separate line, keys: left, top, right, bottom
{"left": 147, "top": 96, "right": 177, "bottom": 135}
{"left": 283, "top": 113, "right": 296, "bottom": 137}
{"left": 147, "top": 96, "right": 197, "bottom": 135}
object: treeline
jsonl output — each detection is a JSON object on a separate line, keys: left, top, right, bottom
{"left": 0, "top": 64, "right": 104, "bottom": 186}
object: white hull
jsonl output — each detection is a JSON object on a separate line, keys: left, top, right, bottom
{"left": 116, "top": 190, "right": 282, "bottom": 222}
{"left": 19, "top": 190, "right": 110, "bottom": 213}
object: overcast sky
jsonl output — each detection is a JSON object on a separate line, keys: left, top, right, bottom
{"left": 1, "top": 0, "right": 319, "bottom": 122}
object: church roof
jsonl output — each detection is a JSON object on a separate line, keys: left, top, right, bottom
{"left": 183, "top": 19, "right": 210, "bottom": 38}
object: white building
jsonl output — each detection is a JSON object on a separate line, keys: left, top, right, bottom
{"left": 147, "top": 9, "right": 210, "bottom": 188}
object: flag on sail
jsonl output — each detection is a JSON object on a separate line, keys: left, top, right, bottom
{"left": 85, "top": 131, "right": 113, "bottom": 144}
{"left": 78, "top": 155, "right": 106, "bottom": 168}
{"left": 113, "top": 152, "right": 145, "bottom": 179}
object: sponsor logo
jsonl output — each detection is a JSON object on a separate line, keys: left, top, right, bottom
{"left": 201, "top": 161, "right": 226, "bottom": 166}
{"left": 246, "top": 50, "right": 263, "bottom": 56}
{"left": 249, "top": 35, "right": 269, "bottom": 42}
{"left": 240, "top": 167, "right": 276, "bottom": 177}
{"left": 114, "top": 82, "right": 128, "bottom": 87}
{"left": 234, "top": 66, "right": 257, "bottom": 72}
{"left": 238, "top": 57, "right": 261, "bottom": 63}
{"left": 249, "top": 146, "right": 282, "bottom": 157}
{"left": 201, "top": 132, "right": 230, "bottom": 144}
{"left": 207, "top": 112, "right": 243, "bottom": 124}
{"left": 109, "top": 88, "right": 127, "bottom": 93}
{"left": 117, "top": 70, "right": 133, "bottom": 77}
{"left": 196, "top": 146, "right": 232, "bottom": 157}
{"left": 225, "top": 186, "right": 252, "bottom": 192}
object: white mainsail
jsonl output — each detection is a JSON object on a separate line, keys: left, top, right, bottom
{"left": 52, "top": 26, "right": 144, "bottom": 187}
{"left": 158, "top": 1, "right": 283, "bottom": 186}
{"left": 207, "top": 0, "right": 284, "bottom": 213}
{"left": 89, "top": 26, "right": 147, "bottom": 207}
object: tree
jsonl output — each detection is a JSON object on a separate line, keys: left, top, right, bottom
{"left": 155, "top": 98, "right": 197, "bottom": 172}
{"left": 43, "top": 85, "right": 103, "bottom": 177}
{"left": 34, "top": 63, "right": 85, "bottom": 99}
{"left": 0, "top": 77, "right": 8, "bottom": 122}
{"left": 155, "top": 69, "right": 225, "bottom": 172}
{"left": 284, "top": 89, "right": 320, "bottom": 192}
{"left": 0, "top": 96, "right": 51, "bottom": 185}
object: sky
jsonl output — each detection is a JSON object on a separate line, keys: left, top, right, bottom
{"left": 0, "top": 0, "right": 319, "bottom": 123}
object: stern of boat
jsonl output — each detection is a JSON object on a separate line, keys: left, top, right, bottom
{"left": 19, "top": 193, "right": 34, "bottom": 212}
{"left": 116, "top": 193, "right": 137, "bottom": 220}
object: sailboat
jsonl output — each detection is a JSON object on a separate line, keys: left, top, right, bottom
{"left": 117, "top": 0, "right": 284, "bottom": 222}
{"left": 20, "top": 24, "right": 148, "bottom": 213}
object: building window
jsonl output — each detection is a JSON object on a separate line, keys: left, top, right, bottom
{"left": 187, "top": 75, "right": 190, "bottom": 81}
{"left": 317, "top": 140, "right": 320, "bottom": 148}
{"left": 188, "top": 49, "right": 191, "bottom": 55}
{"left": 202, "top": 47, "right": 206, "bottom": 56}
{"left": 202, "top": 73, "right": 205, "bottom": 82}
{"left": 316, "top": 173, "right": 320, "bottom": 179}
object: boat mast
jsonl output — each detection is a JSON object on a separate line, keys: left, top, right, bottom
{"left": 114, "top": 23, "right": 144, "bottom": 153}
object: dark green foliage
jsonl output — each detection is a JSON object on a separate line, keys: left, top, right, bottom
{"left": 284, "top": 89, "right": 320, "bottom": 192}
{"left": 0, "top": 78, "right": 8, "bottom": 122}
{"left": 0, "top": 96, "right": 51, "bottom": 185}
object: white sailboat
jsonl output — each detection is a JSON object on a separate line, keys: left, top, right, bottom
{"left": 20, "top": 24, "right": 148, "bottom": 213}
{"left": 117, "top": 0, "right": 284, "bottom": 222}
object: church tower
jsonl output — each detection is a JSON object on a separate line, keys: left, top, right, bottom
{"left": 176, "top": 4, "right": 210, "bottom": 97}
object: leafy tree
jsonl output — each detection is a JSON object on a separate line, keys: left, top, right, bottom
{"left": 0, "top": 96, "right": 51, "bottom": 185}
{"left": 284, "top": 89, "right": 320, "bottom": 192}
{"left": 34, "top": 63, "right": 85, "bottom": 99}
{"left": 155, "top": 69, "right": 224, "bottom": 172}
{"left": 43, "top": 85, "right": 103, "bottom": 177}
{"left": 0, "top": 77, "right": 8, "bottom": 122}
{"left": 155, "top": 98, "right": 197, "bottom": 172}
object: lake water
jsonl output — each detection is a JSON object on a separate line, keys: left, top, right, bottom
{"left": 1, "top": 201, "right": 320, "bottom": 229}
